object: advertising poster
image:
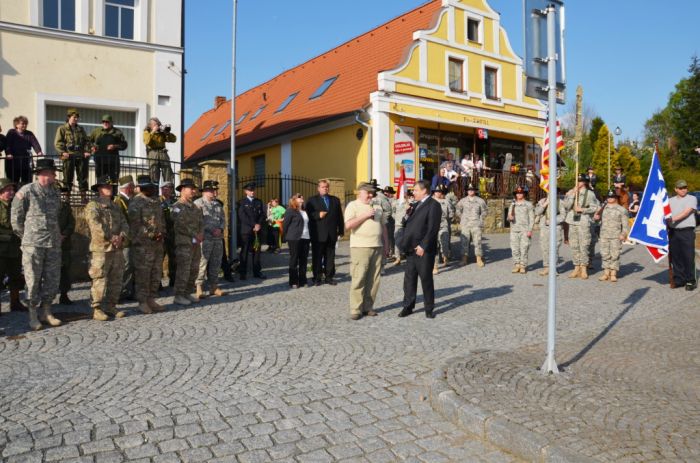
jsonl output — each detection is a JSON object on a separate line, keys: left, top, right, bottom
{"left": 393, "top": 125, "right": 416, "bottom": 186}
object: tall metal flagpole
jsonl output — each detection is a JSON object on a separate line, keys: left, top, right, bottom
{"left": 542, "top": 3, "right": 559, "bottom": 374}
{"left": 229, "top": 0, "right": 238, "bottom": 260}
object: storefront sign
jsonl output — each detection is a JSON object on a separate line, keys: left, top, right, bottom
{"left": 394, "top": 125, "right": 416, "bottom": 186}
{"left": 477, "top": 128, "right": 489, "bottom": 139}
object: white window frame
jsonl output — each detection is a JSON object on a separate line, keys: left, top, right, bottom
{"left": 94, "top": 0, "right": 148, "bottom": 42}
{"left": 482, "top": 61, "right": 503, "bottom": 106}
{"left": 35, "top": 0, "right": 88, "bottom": 32}
{"left": 444, "top": 52, "right": 469, "bottom": 100}
{"left": 464, "top": 12, "right": 484, "bottom": 47}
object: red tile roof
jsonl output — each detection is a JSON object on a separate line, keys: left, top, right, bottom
{"left": 184, "top": 0, "right": 443, "bottom": 162}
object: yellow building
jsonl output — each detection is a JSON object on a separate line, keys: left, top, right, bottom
{"left": 185, "top": 0, "right": 545, "bottom": 197}
{"left": 0, "top": 0, "right": 184, "bottom": 161}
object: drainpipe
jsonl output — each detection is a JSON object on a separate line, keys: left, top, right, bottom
{"left": 355, "top": 111, "right": 372, "bottom": 181}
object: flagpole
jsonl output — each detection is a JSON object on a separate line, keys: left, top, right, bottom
{"left": 229, "top": 0, "right": 238, "bottom": 260}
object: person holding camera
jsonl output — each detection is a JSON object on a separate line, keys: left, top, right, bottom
{"left": 144, "top": 117, "right": 176, "bottom": 184}
{"left": 54, "top": 108, "right": 91, "bottom": 195}
{"left": 90, "top": 114, "right": 128, "bottom": 182}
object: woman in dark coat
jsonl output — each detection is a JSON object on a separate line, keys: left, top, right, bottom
{"left": 282, "top": 193, "right": 311, "bottom": 288}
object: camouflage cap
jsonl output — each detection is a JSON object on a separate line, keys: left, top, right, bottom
{"left": 675, "top": 179, "right": 688, "bottom": 189}
{"left": 66, "top": 108, "right": 80, "bottom": 117}
{"left": 0, "top": 178, "right": 17, "bottom": 192}
{"left": 102, "top": 114, "right": 113, "bottom": 122}
{"left": 118, "top": 175, "right": 134, "bottom": 188}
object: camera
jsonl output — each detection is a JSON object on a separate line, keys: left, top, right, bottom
{"left": 67, "top": 144, "right": 80, "bottom": 152}
{"left": 164, "top": 124, "right": 171, "bottom": 133}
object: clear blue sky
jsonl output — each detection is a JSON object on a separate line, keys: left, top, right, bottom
{"left": 185, "top": 0, "right": 700, "bottom": 142}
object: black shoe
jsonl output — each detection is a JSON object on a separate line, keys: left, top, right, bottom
{"left": 254, "top": 273, "right": 266, "bottom": 280}
{"left": 59, "top": 293, "right": 73, "bottom": 305}
{"left": 686, "top": 282, "right": 697, "bottom": 291}
{"left": 398, "top": 307, "right": 413, "bottom": 318}
{"left": 315, "top": 280, "right": 324, "bottom": 287}
{"left": 425, "top": 310, "right": 436, "bottom": 319}
{"left": 239, "top": 274, "right": 247, "bottom": 280}
{"left": 325, "top": 279, "right": 337, "bottom": 286}
{"left": 223, "top": 274, "right": 235, "bottom": 282}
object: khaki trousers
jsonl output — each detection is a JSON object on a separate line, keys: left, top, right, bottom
{"left": 349, "top": 247, "right": 383, "bottom": 316}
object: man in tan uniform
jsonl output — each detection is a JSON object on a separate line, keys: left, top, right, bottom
{"left": 171, "top": 178, "right": 203, "bottom": 305}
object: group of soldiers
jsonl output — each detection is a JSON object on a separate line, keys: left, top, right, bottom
{"left": 0, "top": 156, "right": 228, "bottom": 331}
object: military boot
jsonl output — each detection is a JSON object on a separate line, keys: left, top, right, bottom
{"left": 106, "top": 304, "right": 126, "bottom": 319}
{"left": 598, "top": 269, "right": 610, "bottom": 281}
{"left": 147, "top": 298, "right": 165, "bottom": 312}
{"left": 196, "top": 285, "right": 208, "bottom": 299}
{"left": 568, "top": 266, "right": 581, "bottom": 279}
{"left": 10, "top": 290, "right": 27, "bottom": 312}
{"left": 476, "top": 256, "right": 485, "bottom": 268}
{"left": 461, "top": 255, "right": 468, "bottom": 266}
{"left": 39, "top": 304, "right": 61, "bottom": 327}
{"left": 28, "top": 306, "right": 42, "bottom": 331}
{"left": 209, "top": 285, "right": 224, "bottom": 297}
{"left": 539, "top": 267, "right": 549, "bottom": 276}
{"left": 609, "top": 270, "right": 618, "bottom": 282}
{"left": 433, "top": 262, "right": 439, "bottom": 275}
{"left": 138, "top": 302, "right": 153, "bottom": 314}
{"left": 93, "top": 308, "right": 109, "bottom": 321}
{"left": 519, "top": 265, "right": 527, "bottom": 274}
{"left": 174, "top": 295, "right": 191, "bottom": 306}
{"left": 511, "top": 265, "right": 519, "bottom": 273}
{"left": 393, "top": 257, "right": 402, "bottom": 266}
{"left": 579, "top": 266, "right": 589, "bottom": 280}
{"left": 186, "top": 294, "right": 199, "bottom": 303}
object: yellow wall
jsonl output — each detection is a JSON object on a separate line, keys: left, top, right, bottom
{"left": 0, "top": 1, "right": 28, "bottom": 23}
{"left": 236, "top": 144, "right": 281, "bottom": 178}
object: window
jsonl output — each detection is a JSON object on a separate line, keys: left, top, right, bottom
{"left": 309, "top": 76, "right": 338, "bottom": 100}
{"left": 253, "top": 155, "right": 265, "bottom": 186}
{"left": 235, "top": 112, "right": 249, "bottom": 125}
{"left": 467, "top": 18, "right": 481, "bottom": 43}
{"left": 448, "top": 58, "right": 464, "bottom": 93}
{"left": 275, "top": 92, "right": 299, "bottom": 113}
{"left": 250, "top": 105, "right": 266, "bottom": 121}
{"left": 485, "top": 67, "right": 498, "bottom": 100}
{"left": 215, "top": 120, "right": 231, "bottom": 135}
{"left": 45, "top": 105, "right": 137, "bottom": 157}
{"left": 42, "top": 0, "right": 75, "bottom": 31}
{"left": 105, "top": 0, "right": 135, "bottom": 40}
{"left": 200, "top": 125, "right": 217, "bottom": 141}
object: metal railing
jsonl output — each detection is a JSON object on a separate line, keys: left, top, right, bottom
{"left": 236, "top": 174, "right": 319, "bottom": 206}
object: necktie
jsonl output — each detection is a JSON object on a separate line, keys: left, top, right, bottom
{"left": 323, "top": 196, "right": 329, "bottom": 209}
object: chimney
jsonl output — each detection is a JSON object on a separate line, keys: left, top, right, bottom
{"left": 214, "top": 96, "right": 227, "bottom": 108}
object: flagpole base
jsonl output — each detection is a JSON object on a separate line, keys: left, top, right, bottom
{"left": 540, "top": 354, "right": 559, "bottom": 375}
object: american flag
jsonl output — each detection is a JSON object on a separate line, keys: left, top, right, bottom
{"left": 540, "top": 120, "right": 564, "bottom": 193}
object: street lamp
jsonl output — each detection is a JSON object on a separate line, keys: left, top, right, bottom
{"left": 607, "top": 125, "right": 621, "bottom": 189}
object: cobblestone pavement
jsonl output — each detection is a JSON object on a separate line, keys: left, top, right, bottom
{"left": 0, "top": 233, "right": 695, "bottom": 462}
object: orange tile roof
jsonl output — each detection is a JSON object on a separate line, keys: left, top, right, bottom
{"left": 184, "top": 0, "right": 443, "bottom": 162}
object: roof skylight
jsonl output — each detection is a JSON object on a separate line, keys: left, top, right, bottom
{"left": 275, "top": 92, "right": 299, "bottom": 113}
{"left": 309, "top": 76, "right": 338, "bottom": 100}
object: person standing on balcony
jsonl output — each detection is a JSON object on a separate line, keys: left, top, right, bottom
{"left": 55, "top": 108, "right": 91, "bottom": 197}
{"left": 237, "top": 182, "right": 266, "bottom": 280}
{"left": 5, "top": 116, "right": 44, "bottom": 185}
{"left": 144, "top": 117, "right": 176, "bottom": 184}
{"left": 114, "top": 175, "right": 135, "bottom": 301}
{"left": 195, "top": 180, "right": 226, "bottom": 299}
{"left": 306, "top": 179, "right": 344, "bottom": 285}
{"left": 90, "top": 114, "right": 128, "bottom": 183}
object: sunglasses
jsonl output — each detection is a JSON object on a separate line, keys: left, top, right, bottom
{"left": 677, "top": 186, "right": 688, "bottom": 190}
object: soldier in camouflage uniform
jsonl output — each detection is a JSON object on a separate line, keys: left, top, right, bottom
{"left": 391, "top": 189, "right": 413, "bottom": 265}
{"left": 89, "top": 114, "right": 128, "bottom": 182}
{"left": 128, "top": 175, "right": 166, "bottom": 314}
{"left": 171, "top": 178, "right": 204, "bottom": 305}
{"left": 562, "top": 174, "right": 600, "bottom": 279}
{"left": 54, "top": 108, "right": 91, "bottom": 194}
{"left": 160, "top": 181, "right": 177, "bottom": 287}
{"left": 507, "top": 186, "right": 535, "bottom": 274}
{"left": 85, "top": 175, "right": 129, "bottom": 320}
{"left": 58, "top": 183, "right": 75, "bottom": 304}
{"left": 534, "top": 192, "right": 565, "bottom": 276}
{"left": 432, "top": 184, "right": 454, "bottom": 274}
{"left": 0, "top": 178, "right": 27, "bottom": 313}
{"left": 370, "top": 180, "right": 393, "bottom": 273}
{"left": 456, "top": 183, "right": 487, "bottom": 267}
{"left": 195, "top": 180, "right": 226, "bottom": 298}
{"left": 143, "top": 117, "right": 176, "bottom": 184}
{"left": 384, "top": 187, "right": 397, "bottom": 258}
{"left": 114, "top": 175, "right": 135, "bottom": 300}
{"left": 11, "top": 158, "right": 63, "bottom": 330}
{"left": 595, "top": 190, "right": 630, "bottom": 282}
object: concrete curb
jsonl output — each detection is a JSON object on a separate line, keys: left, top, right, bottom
{"left": 428, "top": 357, "right": 599, "bottom": 463}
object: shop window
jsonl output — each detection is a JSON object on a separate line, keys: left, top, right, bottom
{"left": 485, "top": 67, "right": 499, "bottom": 100}
{"left": 42, "top": 0, "right": 75, "bottom": 31}
{"left": 105, "top": 0, "right": 135, "bottom": 40}
{"left": 275, "top": 92, "right": 299, "bottom": 113}
{"left": 309, "top": 76, "right": 338, "bottom": 100}
{"left": 253, "top": 155, "right": 266, "bottom": 186}
{"left": 448, "top": 58, "right": 465, "bottom": 93}
{"left": 467, "top": 18, "right": 481, "bottom": 43}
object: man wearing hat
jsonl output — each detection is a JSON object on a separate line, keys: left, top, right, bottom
{"left": 160, "top": 181, "right": 177, "bottom": 287}
{"left": 195, "top": 180, "right": 226, "bottom": 298}
{"left": 668, "top": 179, "right": 697, "bottom": 290}
{"left": 306, "top": 179, "right": 345, "bottom": 285}
{"left": 507, "top": 186, "right": 535, "bottom": 274}
{"left": 612, "top": 166, "right": 626, "bottom": 190}
{"left": 456, "top": 183, "right": 487, "bottom": 267}
{"left": 344, "top": 182, "right": 389, "bottom": 320}
{"left": 57, "top": 182, "right": 75, "bottom": 304}
{"left": 594, "top": 190, "right": 629, "bottom": 282}
{"left": 534, "top": 189, "right": 566, "bottom": 276}
{"left": 237, "top": 182, "right": 266, "bottom": 280}
{"left": 54, "top": 108, "right": 90, "bottom": 195}
{"left": 0, "top": 178, "right": 27, "bottom": 313}
{"left": 85, "top": 175, "right": 129, "bottom": 320}
{"left": 431, "top": 184, "right": 453, "bottom": 274}
{"left": 586, "top": 167, "right": 598, "bottom": 190}
{"left": 11, "top": 159, "right": 63, "bottom": 330}
{"left": 115, "top": 175, "right": 135, "bottom": 300}
{"left": 391, "top": 188, "right": 414, "bottom": 265}
{"left": 562, "top": 174, "right": 600, "bottom": 279}
{"left": 89, "top": 114, "right": 128, "bottom": 182}
{"left": 128, "top": 175, "right": 166, "bottom": 313}
{"left": 171, "top": 179, "right": 204, "bottom": 304}
{"left": 144, "top": 117, "right": 176, "bottom": 184}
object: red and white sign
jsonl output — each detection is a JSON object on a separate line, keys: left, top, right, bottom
{"left": 477, "top": 128, "right": 489, "bottom": 139}
{"left": 393, "top": 125, "right": 416, "bottom": 186}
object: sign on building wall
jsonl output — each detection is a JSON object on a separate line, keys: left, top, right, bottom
{"left": 394, "top": 125, "right": 416, "bottom": 186}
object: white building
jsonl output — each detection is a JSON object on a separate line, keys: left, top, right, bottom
{"left": 0, "top": 0, "right": 184, "bottom": 162}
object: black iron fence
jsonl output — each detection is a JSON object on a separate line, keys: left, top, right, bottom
{"left": 236, "top": 174, "right": 319, "bottom": 206}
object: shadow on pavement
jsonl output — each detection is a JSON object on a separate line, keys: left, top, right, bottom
{"left": 435, "top": 284, "right": 513, "bottom": 315}
{"left": 376, "top": 283, "right": 472, "bottom": 314}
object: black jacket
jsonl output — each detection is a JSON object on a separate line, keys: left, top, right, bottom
{"left": 237, "top": 196, "right": 264, "bottom": 235}
{"left": 282, "top": 208, "right": 306, "bottom": 242}
{"left": 305, "top": 194, "right": 344, "bottom": 242}
{"left": 401, "top": 197, "right": 441, "bottom": 254}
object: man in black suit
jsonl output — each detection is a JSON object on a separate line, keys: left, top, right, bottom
{"left": 306, "top": 179, "right": 344, "bottom": 285}
{"left": 398, "top": 180, "right": 442, "bottom": 319}
{"left": 237, "top": 182, "right": 265, "bottom": 280}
